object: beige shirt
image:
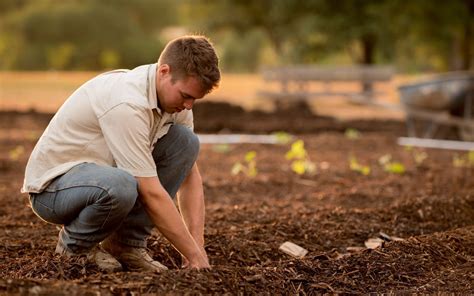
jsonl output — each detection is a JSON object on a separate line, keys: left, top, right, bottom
{"left": 22, "top": 64, "right": 193, "bottom": 193}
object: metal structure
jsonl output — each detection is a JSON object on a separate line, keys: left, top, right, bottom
{"left": 398, "top": 72, "right": 474, "bottom": 140}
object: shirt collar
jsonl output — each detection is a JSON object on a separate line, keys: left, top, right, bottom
{"left": 147, "top": 63, "right": 161, "bottom": 114}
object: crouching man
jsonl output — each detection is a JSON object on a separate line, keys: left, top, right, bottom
{"left": 21, "top": 35, "right": 220, "bottom": 272}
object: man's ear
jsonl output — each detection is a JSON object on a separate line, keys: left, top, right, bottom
{"left": 158, "top": 64, "right": 170, "bottom": 76}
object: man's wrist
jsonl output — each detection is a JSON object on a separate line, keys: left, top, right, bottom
{"left": 190, "top": 232, "right": 204, "bottom": 246}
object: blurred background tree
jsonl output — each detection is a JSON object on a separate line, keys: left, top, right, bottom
{"left": 0, "top": 0, "right": 472, "bottom": 72}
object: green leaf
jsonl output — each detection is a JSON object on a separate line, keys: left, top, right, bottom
{"left": 360, "top": 166, "right": 371, "bottom": 176}
{"left": 272, "top": 131, "right": 293, "bottom": 144}
{"left": 8, "top": 145, "right": 25, "bottom": 161}
{"left": 286, "top": 140, "right": 307, "bottom": 160}
{"left": 291, "top": 160, "right": 306, "bottom": 175}
{"left": 453, "top": 154, "right": 466, "bottom": 168}
{"left": 468, "top": 151, "right": 474, "bottom": 165}
{"left": 349, "top": 156, "right": 370, "bottom": 175}
{"left": 212, "top": 144, "right": 231, "bottom": 153}
{"left": 248, "top": 163, "right": 258, "bottom": 177}
{"left": 344, "top": 128, "right": 361, "bottom": 140}
{"left": 414, "top": 151, "right": 428, "bottom": 165}
{"left": 244, "top": 151, "right": 257, "bottom": 162}
{"left": 384, "top": 162, "right": 405, "bottom": 174}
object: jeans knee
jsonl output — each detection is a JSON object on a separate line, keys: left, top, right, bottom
{"left": 106, "top": 170, "right": 138, "bottom": 213}
{"left": 169, "top": 125, "right": 200, "bottom": 161}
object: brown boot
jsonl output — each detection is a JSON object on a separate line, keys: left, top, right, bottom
{"left": 55, "top": 241, "right": 122, "bottom": 273}
{"left": 101, "top": 239, "right": 168, "bottom": 272}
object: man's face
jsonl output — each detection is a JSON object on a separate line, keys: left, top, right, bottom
{"left": 156, "top": 64, "right": 206, "bottom": 114}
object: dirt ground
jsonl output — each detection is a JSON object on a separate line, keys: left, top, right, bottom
{"left": 0, "top": 102, "right": 473, "bottom": 294}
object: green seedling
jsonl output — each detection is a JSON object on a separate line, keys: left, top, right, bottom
{"left": 349, "top": 156, "right": 370, "bottom": 176}
{"left": 413, "top": 150, "right": 428, "bottom": 166}
{"left": 344, "top": 128, "right": 361, "bottom": 140}
{"left": 285, "top": 140, "right": 316, "bottom": 175}
{"left": 469, "top": 151, "right": 474, "bottom": 164}
{"left": 453, "top": 154, "right": 465, "bottom": 167}
{"left": 452, "top": 151, "right": 474, "bottom": 168}
{"left": 212, "top": 144, "right": 231, "bottom": 154}
{"left": 384, "top": 162, "right": 406, "bottom": 174}
{"left": 378, "top": 154, "right": 405, "bottom": 174}
{"left": 9, "top": 145, "right": 25, "bottom": 161}
{"left": 231, "top": 151, "right": 258, "bottom": 177}
{"left": 272, "top": 131, "right": 293, "bottom": 145}
{"left": 404, "top": 145, "right": 428, "bottom": 166}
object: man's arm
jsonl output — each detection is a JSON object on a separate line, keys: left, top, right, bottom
{"left": 177, "top": 163, "right": 205, "bottom": 247}
{"left": 135, "top": 176, "right": 209, "bottom": 269}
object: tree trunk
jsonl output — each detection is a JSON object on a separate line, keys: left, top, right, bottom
{"left": 361, "top": 34, "right": 376, "bottom": 65}
{"left": 461, "top": 0, "right": 474, "bottom": 70}
{"left": 360, "top": 34, "right": 377, "bottom": 96}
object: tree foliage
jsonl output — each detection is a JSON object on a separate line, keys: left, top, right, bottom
{"left": 192, "top": 0, "right": 473, "bottom": 71}
{"left": 0, "top": 0, "right": 174, "bottom": 70}
{"left": 0, "top": 0, "right": 472, "bottom": 71}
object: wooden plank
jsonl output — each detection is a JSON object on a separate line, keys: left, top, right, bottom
{"left": 398, "top": 137, "right": 474, "bottom": 151}
{"left": 197, "top": 134, "right": 280, "bottom": 144}
{"left": 262, "top": 66, "right": 394, "bottom": 82}
{"left": 257, "top": 90, "right": 386, "bottom": 100}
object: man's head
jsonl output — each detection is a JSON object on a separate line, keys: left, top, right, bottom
{"left": 156, "top": 35, "right": 220, "bottom": 114}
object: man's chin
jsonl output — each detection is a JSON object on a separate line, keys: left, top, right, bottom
{"left": 164, "top": 108, "right": 177, "bottom": 114}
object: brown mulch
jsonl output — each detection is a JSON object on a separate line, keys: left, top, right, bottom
{"left": 0, "top": 102, "right": 473, "bottom": 294}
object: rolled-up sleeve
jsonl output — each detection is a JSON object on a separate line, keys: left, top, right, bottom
{"left": 98, "top": 103, "right": 157, "bottom": 177}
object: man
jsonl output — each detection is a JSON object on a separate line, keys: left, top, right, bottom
{"left": 21, "top": 35, "right": 220, "bottom": 272}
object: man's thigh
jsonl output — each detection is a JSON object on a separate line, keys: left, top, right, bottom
{"left": 30, "top": 163, "right": 137, "bottom": 225}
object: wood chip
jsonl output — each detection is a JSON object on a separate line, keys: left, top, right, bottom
{"left": 279, "top": 241, "right": 308, "bottom": 258}
{"left": 364, "top": 238, "right": 384, "bottom": 249}
{"left": 346, "top": 246, "right": 366, "bottom": 252}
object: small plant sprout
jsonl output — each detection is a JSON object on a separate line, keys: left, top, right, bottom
{"left": 384, "top": 162, "right": 406, "bottom": 174}
{"left": 453, "top": 154, "right": 465, "bottom": 168}
{"left": 231, "top": 151, "right": 258, "bottom": 177}
{"left": 349, "top": 156, "right": 370, "bottom": 176}
{"left": 378, "top": 154, "right": 406, "bottom": 174}
{"left": 452, "top": 151, "right": 474, "bottom": 168}
{"left": 212, "top": 144, "right": 231, "bottom": 154}
{"left": 285, "top": 140, "right": 316, "bottom": 175}
{"left": 469, "top": 151, "right": 474, "bottom": 164}
{"left": 413, "top": 150, "right": 428, "bottom": 166}
{"left": 8, "top": 145, "right": 25, "bottom": 161}
{"left": 272, "top": 131, "right": 293, "bottom": 144}
{"left": 344, "top": 128, "right": 361, "bottom": 140}
{"left": 404, "top": 145, "right": 428, "bottom": 166}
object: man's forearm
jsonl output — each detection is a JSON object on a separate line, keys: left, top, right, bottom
{"left": 136, "top": 176, "right": 208, "bottom": 268}
{"left": 178, "top": 164, "right": 205, "bottom": 246}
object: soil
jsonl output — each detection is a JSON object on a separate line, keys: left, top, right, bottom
{"left": 0, "top": 102, "right": 473, "bottom": 294}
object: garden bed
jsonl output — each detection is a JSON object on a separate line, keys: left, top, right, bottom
{"left": 0, "top": 103, "right": 472, "bottom": 294}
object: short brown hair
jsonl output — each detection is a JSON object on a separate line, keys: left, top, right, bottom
{"left": 158, "top": 35, "right": 220, "bottom": 94}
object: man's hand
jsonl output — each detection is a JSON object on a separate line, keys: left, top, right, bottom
{"left": 182, "top": 245, "right": 209, "bottom": 269}
{"left": 136, "top": 176, "right": 209, "bottom": 270}
{"left": 178, "top": 164, "right": 209, "bottom": 269}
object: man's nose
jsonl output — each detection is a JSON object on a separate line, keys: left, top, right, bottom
{"left": 183, "top": 99, "right": 194, "bottom": 110}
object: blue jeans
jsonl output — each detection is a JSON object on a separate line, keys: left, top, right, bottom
{"left": 29, "top": 125, "right": 199, "bottom": 253}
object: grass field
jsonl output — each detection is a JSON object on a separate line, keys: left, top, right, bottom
{"left": 0, "top": 71, "right": 414, "bottom": 120}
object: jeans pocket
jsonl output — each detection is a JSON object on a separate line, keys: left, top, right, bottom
{"left": 30, "top": 193, "right": 63, "bottom": 225}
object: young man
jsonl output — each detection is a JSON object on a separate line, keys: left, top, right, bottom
{"left": 22, "top": 35, "right": 220, "bottom": 272}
